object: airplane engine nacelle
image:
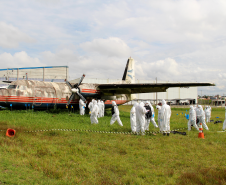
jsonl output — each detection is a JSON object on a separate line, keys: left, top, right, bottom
{"left": 101, "top": 96, "right": 116, "bottom": 100}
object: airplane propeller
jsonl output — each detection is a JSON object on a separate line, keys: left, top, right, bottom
{"left": 66, "top": 74, "right": 86, "bottom": 105}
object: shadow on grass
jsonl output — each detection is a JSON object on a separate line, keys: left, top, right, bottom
{"left": 177, "top": 167, "right": 226, "bottom": 185}
{"left": 0, "top": 121, "right": 27, "bottom": 133}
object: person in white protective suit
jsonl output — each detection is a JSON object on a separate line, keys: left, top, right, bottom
{"left": 79, "top": 99, "right": 86, "bottom": 115}
{"left": 196, "top": 105, "right": 202, "bottom": 123}
{"left": 159, "top": 99, "right": 171, "bottom": 136}
{"left": 208, "top": 106, "right": 212, "bottom": 120}
{"left": 204, "top": 106, "right": 208, "bottom": 121}
{"left": 193, "top": 105, "right": 197, "bottom": 111}
{"left": 110, "top": 101, "right": 123, "bottom": 126}
{"left": 156, "top": 105, "right": 163, "bottom": 132}
{"left": 88, "top": 99, "right": 94, "bottom": 115}
{"left": 130, "top": 103, "right": 138, "bottom": 133}
{"left": 188, "top": 106, "right": 199, "bottom": 131}
{"left": 99, "top": 100, "right": 104, "bottom": 117}
{"left": 205, "top": 106, "right": 211, "bottom": 123}
{"left": 144, "top": 101, "right": 158, "bottom": 131}
{"left": 135, "top": 102, "right": 147, "bottom": 135}
{"left": 90, "top": 100, "right": 99, "bottom": 124}
{"left": 222, "top": 107, "right": 226, "bottom": 130}
{"left": 196, "top": 105, "right": 209, "bottom": 130}
{"left": 97, "top": 100, "right": 102, "bottom": 118}
{"left": 101, "top": 100, "right": 105, "bottom": 117}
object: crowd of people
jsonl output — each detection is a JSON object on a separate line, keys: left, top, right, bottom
{"left": 79, "top": 99, "right": 172, "bottom": 135}
{"left": 86, "top": 99, "right": 105, "bottom": 124}
{"left": 187, "top": 105, "right": 211, "bottom": 131}
{"left": 188, "top": 105, "right": 226, "bottom": 131}
{"left": 80, "top": 99, "right": 226, "bottom": 133}
{"left": 131, "top": 100, "right": 172, "bottom": 135}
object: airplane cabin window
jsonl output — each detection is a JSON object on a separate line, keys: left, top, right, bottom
{"left": 8, "top": 85, "right": 17, "bottom": 89}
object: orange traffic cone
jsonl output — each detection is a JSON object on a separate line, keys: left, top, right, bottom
{"left": 198, "top": 123, "right": 204, "bottom": 139}
{"left": 6, "top": 128, "right": 16, "bottom": 137}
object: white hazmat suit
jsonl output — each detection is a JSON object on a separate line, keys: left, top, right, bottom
{"left": 156, "top": 105, "right": 163, "bottom": 132}
{"left": 135, "top": 102, "right": 147, "bottom": 135}
{"left": 205, "top": 106, "right": 211, "bottom": 123}
{"left": 196, "top": 105, "right": 202, "bottom": 124}
{"left": 188, "top": 106, "right": 199, "bottom": 131}
{"left": 88, "top": 100, "right": 94, "bottom": 115}
{"left": 209, "top": 106, "right": 212, "bottom": 119}
{"left": 101, "top": 100, "right": 105, "bottom": 117}
{"left": 196, "top": 105, "right": 209, "bottom": 130}
{"left": 144, "top": 101, "right": 158, "bottom": 131}
{"left": 90, "top": 100, "right": 99, "bottom": 124}
{"left": 110, "top": 101, "right": 123, "bottom": 126}
{"left": 97, "top": 100, "right": 102, "bottom": 118}
{"left": 159, "top": 99, "right": 171, "bottom": 135}
{"left": 79, "top": 99, "right": 86, "bottom": 115}
{"left": 194, "top": 105, "right": 197, "bottom": 112}
{"left": 130, "top": 103, "right": 138, "bottom": 133}
{"left": 222, "top": 107, "right": 226, "bottom": 130}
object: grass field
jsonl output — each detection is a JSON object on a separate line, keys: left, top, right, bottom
{"left": 0, "top": 105, "right": 226, "bottom": 185}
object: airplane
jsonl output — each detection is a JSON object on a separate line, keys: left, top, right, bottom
{"left": 0, "top": 57, "right": 215, "bottom": 109}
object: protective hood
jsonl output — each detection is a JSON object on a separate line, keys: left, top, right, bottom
{"left": 93, "top": 100, "right": 97, "bottom": 105}
{"left": 112, "top": 101, "right": 116, "bottom": 106}
{"left": 156, "top": 105, "right": 161, "bottom": 110}
{"left": 140, "top": 102, "right": 144, "bottom": 107}
{"left": 162, "top": 99, "right": 166, "bottom": 105}
{"left": 133, "top": 102, "right": 138, "bottom": 108}
{"left": 199, "top": 105, "right": 203, "bottom": 111}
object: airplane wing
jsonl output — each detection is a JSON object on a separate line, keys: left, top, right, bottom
{"left": 97, "top": 82, "right": 215, "bottom": 94}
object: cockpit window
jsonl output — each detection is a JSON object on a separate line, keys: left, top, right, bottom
{"left": 8, "top": 85, "right": 17, "bottom": 89}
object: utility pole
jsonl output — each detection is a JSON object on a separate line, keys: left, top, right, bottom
{"left": 156, "top": 77, "right": 157, "bottom": 105}
{"left": 201, "top": 90, "right": 202, "bottom": 105}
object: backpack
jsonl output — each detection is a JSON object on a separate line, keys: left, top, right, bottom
{"left": 111, "top": 106, "right": 115, "bottom": 115}
{"left": 144, "top": 105, "right": 152, "bottom": 119}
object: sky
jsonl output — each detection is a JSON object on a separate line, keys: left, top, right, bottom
{"left": 0, "top": 0, "right": 225, "bottom": 96}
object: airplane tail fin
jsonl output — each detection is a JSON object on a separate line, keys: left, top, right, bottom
{"left": 122, "top": 57, "right": 135, "bottom": 84}
{"left": 122, "top": 57, "right": 136, "bottom": 101}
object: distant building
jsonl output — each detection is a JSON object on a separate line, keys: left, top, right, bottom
{"left": 212, "top": 99, "right": 225, "bottom": 106}
{"left": 0, "top": 66, "right": 68, "bottom": 87}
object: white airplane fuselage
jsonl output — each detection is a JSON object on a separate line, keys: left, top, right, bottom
{"left": 0, "top": 80, "right": 129, "bottom": 109}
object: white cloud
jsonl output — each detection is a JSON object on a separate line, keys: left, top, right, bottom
{"left": 114, "top": 0, "right": 226, "bottom": 44}
{"left": 40, "top": 48, "right": 129, "bottom": 80}
{"left": 136, "top": 58, "right": 180, "bottom": 80}
{"left": 80, "top": 37, "right": 132, "bottom": 57}
{"left": 135, "top": 57, "right": 218, "bottom": 85}
{"left": 34, "top": 0, "right": 62, "bottom": 5}
{"left": 0, "top": 49, "right": 220, "bottom": 94}
{"left": 0, "top": 0, "right": 225, "bottom": 94}
{"left": 0, "top": 51, "right": 41, "bottom": 68}
{"left": 0, "top": 22, "right": 35, "bottom": 48}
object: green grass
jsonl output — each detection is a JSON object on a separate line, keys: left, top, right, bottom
{"left": 0, "top": 106, "right": 226, "bottom": 184}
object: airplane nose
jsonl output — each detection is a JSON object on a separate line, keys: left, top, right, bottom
{"left": 71, "top": 88, "right": 79, "bottom": 93}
